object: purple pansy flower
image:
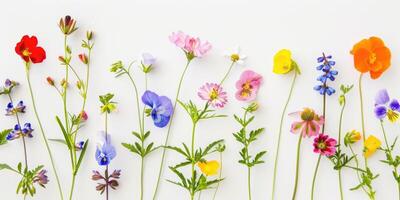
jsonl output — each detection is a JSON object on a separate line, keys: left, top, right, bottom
{"left": 5, "top": 101, "right": 26, "bottom": 115}
{"left": 374, "top": 89, "right": 400, "bottom": 122}
{"left": 7, "top": 123, "right": 34, "bottom": 141}
{"left": 95, "top": 132, "right": 116, "bottom": 166}
{"left": 142, "top": 90, "right": 173, "bottom": 128}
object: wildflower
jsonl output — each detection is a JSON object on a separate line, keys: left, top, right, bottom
{"left": 0, "top": 79, "right": 19, "bottom": 95}
{"left": 58, "top": 15, "right": 78, "bottom": 35}
{"left": 313, "top": 53, "right": 338, "bottom": 95}
{"left": 6, "top": 123, "right": 34, "bottom": 141}
{"left": 99, "top": 93, "right": 117, "bottom": 114}
{"left": 46, "top": 77, "right": 55, "bottom": 86}
{"left": 33, "top": 169, "right": 49, "bottom": 187}
{"left": 313, "top": 134, "right": 337, "bottom": 156}
{"left": 273, "top": 49, "right": 299, "bottom": 74}
{"left": 224, "top": 47, "right": 247, "bottom": 64}
{"left": 235, "top": 70, "right": 263, "bottom": 101}
{"left": 78, "top": 53, "right": 89, "bottom": 64}
{"left": 15, "top": 35, "right": 46, "bottom": 63}
{"left": 95, "top": 132, "right": 116, "bottom": 166}
{"left": 5, "top": 101, "right": 26, "bottom": 115}
{"left": 79, "top": 110, "right": 88, "bottom": 121}
{"left": 246, "top": 102, "right": 259, "bottom": 113}
{"left": 351, "top": 36, "right": 391, "bottom": 79}
{"left": 141, "top": 53, "right": 156, "bottom": 73}
{"left": 344, "top": 130, "right": 362, "bottom": 146}
{"left": 197, "top": 160, "right": 220, "bottom": 176}
{"left": 364, "top": 135, "right": 381, "bottom": 158}
{"left": 169, "top": 31, "right": 212, "bottom": 58}
{"left": 75, "top": 141, "right": 85, "bottom": 151}
{"left": 374, "top": 89, "right": 400, "bottom": 122}
{"left": 86, "top": 30, "right": 93, "bottom": 40}
{"left": 92, "top": 169, "right": 121, "bottom": 193}
{"left": 142, "top": 90, "right": 173, "bottom": 128}
{"left": 198, "top": 83, "right": 228, "bottom": 108}
{"left": 289, "top": 108, "right": 324, "bottom": 138}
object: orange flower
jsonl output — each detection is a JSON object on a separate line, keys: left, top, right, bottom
{"left": 351, "top": 36, "right": 391, "bottom": 79}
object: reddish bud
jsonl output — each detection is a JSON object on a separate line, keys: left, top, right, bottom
{"left": 78, "top": 54, "right": 88, "bottom": 64}
{"left": 46, "top": 77, "right": 55, "bottom": 86}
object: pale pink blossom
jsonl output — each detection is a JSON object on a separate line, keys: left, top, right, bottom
{"left": 198, "top": 83, "right": 227, "bottom": 108}
{"left": 169, "top": 31, "right": 212, "bottom": 58}
{"left": 289, "top": 108, "right": 324, "bottom": 138}
{"left": 235, "top": 70, "right": 263, "bottom": 101}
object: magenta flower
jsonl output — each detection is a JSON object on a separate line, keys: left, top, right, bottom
{"left": 235, "top": 70, "right": 263, "bottom": 101}
{"left": 313, "top": 133, "right": 337, "bottom": 156}
{"left": 169, "top": 31, "right": 211, "bottom": 58}
{"left": 198, "top": 83, "right": 227, "bottom": 108}
{"left": 289, "top": 108, "right": 324, "bottom": 138}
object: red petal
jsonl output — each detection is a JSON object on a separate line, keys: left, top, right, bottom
{"left": 30, "top": 47, "right": 46, "bottom": 63}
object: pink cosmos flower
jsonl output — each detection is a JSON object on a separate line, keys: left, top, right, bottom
{"left": 289, "top": 108, "right": 324, "bottom": 138}
{"left": 169, "top": 31, "right": 212, "bottom": 58}
{"left": 198, "top": 83, "right": 227, "bottom": 108}
{"left": 235, "top": 70, "right": 263, "bottom": 101}
{"left": 313, "top": 133, "right": 337, "bottom": 156}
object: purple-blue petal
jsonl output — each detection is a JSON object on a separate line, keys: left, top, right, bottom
{"left": 390, "top": 99, "right": 400, "bottom": 111}
{"left": 375, "top": 89, "right": 390, "bottom": 105}
{"left": 374, "top": 106, "right": 387, "bottom": 119}
{"left": 142, "top": 90, "right": 160, "bottom": 108}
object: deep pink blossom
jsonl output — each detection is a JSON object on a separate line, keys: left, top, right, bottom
{"left": 169, "top": 31, "right": 211, "bottom": 58}
{"left": 313, "top": 133, "right": 337, "bottom": 156}
{"left": 235, "top": 70, "right": 263, "bottom": 101}
{"left": 198, "top": 83, "right": 227, "bottom": 108}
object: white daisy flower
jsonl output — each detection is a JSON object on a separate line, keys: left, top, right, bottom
{"left": 224, "top": 47, "right": 247, "bottom": 65}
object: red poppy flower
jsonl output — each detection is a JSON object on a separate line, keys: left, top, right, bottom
{"left": 15, "top": 35, "right": 46, "bottom": 63}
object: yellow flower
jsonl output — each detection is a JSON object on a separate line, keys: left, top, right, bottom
{"left": 344, "top": 130, "right": 362, "bottom": 146}
{"left": 273, "top": 49, "right": 294, "bottom": 74}
{"left": 364, "top": 135, "right": 381, "bottom": 158}
{"left": 197, "top": 160, "right": 220, "bottom": 176}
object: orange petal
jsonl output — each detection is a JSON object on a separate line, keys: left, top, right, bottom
{"left": 353, "top": 49, "right": 370, "bottom": 73}
{"left": 369, "top": 36, "right": 385, "bottom": 50}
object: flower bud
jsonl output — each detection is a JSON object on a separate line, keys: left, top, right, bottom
{"left": 86, "top": 30, "right": 93, "bottom": 40}
{"left": 344, "top": 130, "right": 361, "bottom": 146}
{"left": 78, "top": 53, "right": 89, "bottom": 64}
{"left": 79, "top": 110, "right": 88, "bottom": 121}
{"left": 76, "top": 80, "right": 82, "bottom": 89}
{"left": 246, "top": 102, "right": 259, "bottom": 113}
{"left": 46, "top": 77, "right": 55, "bottom": 86}
{"left": 59, "top": 15, "right": 78, "bottom": 35}
{"left": 61, "top": 79, "right": 68, "bottom": 88}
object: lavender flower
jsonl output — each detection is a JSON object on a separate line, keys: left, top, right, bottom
{"left": 5, "top": 101, "right": 26, "bottom": 115}
{"left": 374, "top": 89, "right": 400, "bottom": 122}
{"left": 95, "top": 132, "right": 116, "bottom": 166}
{"left": 7, "top": 123, "right": 34, "bottom": 141}
{"left": 33, "top": 170, "right": 49, "bottom": 187}
{"left": 0, "top": 79, "right": 19, "bottom": 95}
{"left": 142, "top": 90, "right": 173, "bottom": 128}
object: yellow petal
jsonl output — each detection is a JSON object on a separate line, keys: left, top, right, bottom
{"left": 197, "top": 160, "right": 220, "bottom": 176}
{"left": 364, "top": 135, "right": 381, "bottom": 158}
{"left": 273, "top": 49, "right": 293, "bottom": 74}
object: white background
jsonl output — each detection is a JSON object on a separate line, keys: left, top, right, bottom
{"left": 1, "top": 0, "right": 400, "bottom": 199}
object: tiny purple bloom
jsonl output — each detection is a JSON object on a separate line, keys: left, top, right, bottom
{"left": 142, "top": 53, "right": 156, "bottom": 66}
{"left": 375, "top": 89, "right": 390, "bottom": 105}
{"left": 142, "top": 90, "right": 173, "bottom": 128}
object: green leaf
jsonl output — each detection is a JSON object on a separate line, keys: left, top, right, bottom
{"left": 74, "top": 139, "right": 89, "bottom": 175}
{"left": 0, "top": 163, "right": 14, "bottom": 171}
{"left": 55, "top": 116, "right": 72, "bottom": 150}
{"left": 122, "top": 143, "right": 140, "bottom": 155}
{"left": 49, "top": 139, "right": 68, "bottom": 146}
{"left": 0, "top": 129, "right": 12, "bottom": 145}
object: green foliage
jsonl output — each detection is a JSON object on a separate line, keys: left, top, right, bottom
{"left": 329, "top": 148, "right": 355, "bottom": 170}
{"left": 339, "top": 84, "right": 353, "bottom": 106}
{"left": 379, "top": 137, "right": 400, "bottom": 183}
{"left": 178, "top": 100, "right": 226, "bottom": 123}
{"left": 350, "top": 167, "right": 379, "bottom": 199}
{"left": 0, "top": 129, "right": 12, "bottom": 145}
{"left": 122, "top": 131, "right": 159, "bottom": 158}
{"left": 233, "top": 108, "right": 266, "bottom": 168}
{"left": 99, "top": 93, "right": 117, "bottom": 113}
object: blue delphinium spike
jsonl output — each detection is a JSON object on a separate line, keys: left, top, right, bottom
{"left": 314, "top": 53, "right": 338, "bottom": 95}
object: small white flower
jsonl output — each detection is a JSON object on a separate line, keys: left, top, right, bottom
{"left": 224, "top": 47, "right": 247, "bottom": 65}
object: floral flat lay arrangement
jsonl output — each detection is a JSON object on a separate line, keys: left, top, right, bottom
{"left": 0, "top": 15, "right": 398, "bottom": 200}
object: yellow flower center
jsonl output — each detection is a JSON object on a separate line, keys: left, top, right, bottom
{"left": 317, "top": 142, "right": 326, "bottom": 150}
{"left": 209, "top": 88, "right": 219, "bottom": 100}
{"left": 301, "top": 108, "right": 315, "bottom": 121}
{"left": 241, "top": 82, "right": 252, "bottom": 97}
{"left": 387, "top": 109, "right": 399, "bottom": 123}
{"left": 22, "top": 49, "right": 31, "bottom": 57}
{"left": 231, "top": 54, "right": 240, "bottom": 62}
{"left": 368, "top": 53, "right": 377, "bottom": 64}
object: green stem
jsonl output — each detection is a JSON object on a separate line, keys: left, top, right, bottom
{"left": 124, "top": 65, "right": 143, "bottom": 136}
{"left": 140, "top": 74, "right": 147, "bottom": 200}
{"left": 190, "top": 122, "right": 197, "bottom": 198}
{"left": 247, "top": 166, "right": 252, "bottom": 200}
{"left": 271, "top": 72, "right": 297, "bottom": 199}
{"left": 219, "top": 61, "right": 235, "bottom": 86}
{"left": 212, "top": 152, "right": 223, "bottom": 200}
{"left": 358, "top": 74, "right": 367, "bottom": 166}
{"left": 349, "top": 146, "right": 368, "bottom": 194}
{"left": 379, "top": 121, "right": 400, "bottom": 200}
{"left": 152, "top": 59, "right": 192, "bottom": 200}
{"left": 68, "top": 175, "right": 76, "bottom": 200}
{"left": 25, "top": 63, "right": 64, "bottom": 200}
{"left": 311, "top": 155, "right": 322, "bottom": 200}
{"left": 292, "top": 135, "right": 303, "bottom": 200}
{"left": 339, "top": 170, "right": 344, "bottom": 200}
{"left": 105, "top": 112, "right": 109, "bottom": 200}
{"left": 338, "top": 99, "right": 346, "bottom": 200}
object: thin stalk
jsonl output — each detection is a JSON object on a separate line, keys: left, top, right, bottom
{"left": 271, "top": 72, "right": 297, "bottom": 199}
{"left": 219, "top": 61, "right": 235, "bottom": 86}
{"left": 337, "top": 99, "right": 346, "bottom": 200}
{"left": 311, "top": 155, "right": 322, "bottom": 200}
{"left": 68, "top": 175, "right": 76, "bottom": 200}
{"left": 247, "top": 166, "right": 252, "bottom": 200}
{"left": 105, "top": 167, "right": 109, "bottom": 200}
{"left": 105, "top": 112, "right": 109, "bottom": 200}
{"left": 292, "top": 135, "right": 303, "bottom": 200}
{"left": 190, "top": 122, "right": 197, "bottom": 199}
{"left": 139, "top": 74, "right": 147, "bottom": 200}
{"left": 358, "top": 74, "right": 367, "bottom": 166}
{"left": 8, "top": 94, "right": 28, "bottom": 168}
{"left": 152, "top": 59, "right": 192, "bottom": 200}
{"left": 124, "top": 66, "right": 143, "bottom": 136}
{"left": 349, "top": 146, "right": 368, "bottom": 194}
{"left": 212, "top": 152, "right": 223, "bottom": 200}
{"left": 379, "top": 121, "right": 400, "bottom": 200}
{"left": 25, "top": 63, "right": 64, "bottom": 200}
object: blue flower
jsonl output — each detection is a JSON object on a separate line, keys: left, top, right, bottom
{"left": 5, "top": 101, "right": 26, "bottom": 116}
{"left": 7, "top": 123, "right": 34, "bottom": 141}
{"left": 0, "top": 79, "right": 19, "bottom": 95}
{"left": 75, "top": 141, "right": 85, "bottom": 151}
{"left": 142, "top": 90, "right": 173, "bottom": 128}
{"left": 95, "top": 132, "right": 116, "bottom": 166}
{"left": 374, "top": 89, "right": 400, "bottom": 122}
{"left": 314, "top": 53, "right": 338, "bottom": 96}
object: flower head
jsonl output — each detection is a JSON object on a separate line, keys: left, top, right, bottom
{"left": 141, "top": 53, "right": 156, "bottom": 73}
{"left": 95, "top": 132, "right": 116, "bottom": 166}
{"left": 7, "top": 123, "right": 34, "bottom": 141}
{"left": 78, "top": 53, "right": 89, "bottom": 64}
{"left": 58, "top": 15, "right": 78, "bottom": 35}
{"left": 5, "top": 101, "right": 26, "bottom": 116}
{"left": 197, "top": 160, "right": 220, "bottom": 176}
{"left": 313, "top": 53, "right": 338, "bottom": 95}
{"left": 75, "top": 141, "right": 85, "bottom": 151}
{"left": 15, "top": 35, "right": 46, "bottom": 63}
{"left": 169, "top": 31, "right": 211, "bottom": 59}
{"left": 374, "top": 89, "right": 400, "bottom": 122}
{"left": 224, "top": 47, "right": 247, "bottom": 65}
{"left": 364, "top": 135, "right": 381, "bottom": 158}
{"left": 313, "top": 133, "right": 337, "bottom": 156}
{"left": 33, "top": 169, "right": 49, "bottom": 187}
{"left": 0, "top": 79, "right": 19, "bottom": 95}
{"left": 235, "top": 70, "right": 263, "bottom": 101}
{"left": 99, "top": 93, "right": 117, "bottom": 114}
{"left": 290, "top": 108, "right": 324, "bottom": 138}
{"left": 142, "top": 90, "right": 173, "bottom": 128}
{"left": 344, "top": 130, "right": 362, "bottom": 146}
{"left": 273, "top": 49, "right": 300, "bottom": 74}
{"left": 198, "top": 83, "right": 227, "bottom": 108}
{"left": 351, "top": 36, "right": 391, "bottom": 79}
